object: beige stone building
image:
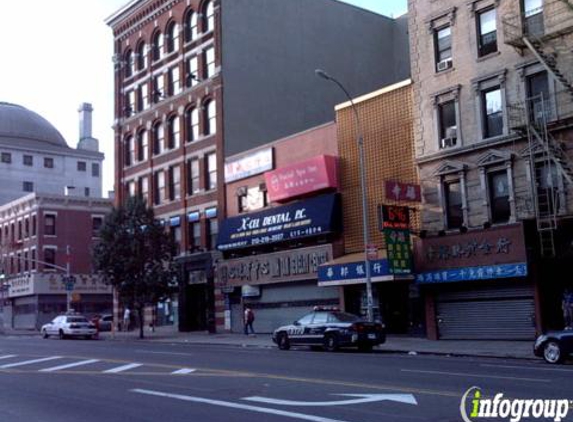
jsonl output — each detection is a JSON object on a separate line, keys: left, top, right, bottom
{"left": 409, "top": 0, "right": 573, "bottom": 339}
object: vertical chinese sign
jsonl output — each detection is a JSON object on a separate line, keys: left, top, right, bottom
{"left": 380, "top": 205, "right": 412, "bottom": 275}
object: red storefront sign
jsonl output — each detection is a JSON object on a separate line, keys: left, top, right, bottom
{"left": 265, "top": 155, "right": 338, "bottom": 203}
{"left": 385, "top": 180, "right": 421, "bottom": 202}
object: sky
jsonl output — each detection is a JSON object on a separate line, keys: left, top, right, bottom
{"left": 0, "top": 0, "right": 407, "bottom": 197}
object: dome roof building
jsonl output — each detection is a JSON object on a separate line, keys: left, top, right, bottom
{"left": 0, "top": 102, "right": 104, "bottom": 205}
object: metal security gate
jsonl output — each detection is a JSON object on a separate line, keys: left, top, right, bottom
{"left": 436, "top": 285, "right": 536, "bottom": 340}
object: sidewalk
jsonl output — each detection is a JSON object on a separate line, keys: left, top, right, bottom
{"left": 2, "top": 325, "right": 536, "bottom": 360}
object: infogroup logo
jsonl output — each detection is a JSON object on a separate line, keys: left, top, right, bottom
{"left": 460, "top": 387, "right": 571, "bottom": 422}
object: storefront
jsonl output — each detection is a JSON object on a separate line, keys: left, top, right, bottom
{"left": 216, "top": 193, "right": 343, "bottom": 333}
{"left": 414, "top": 223, "right": 537, "bottom": 340}
{"left": 317, "top": 254, "right": 418, "bottom": 334}
{"left": 5, "top": 273, "right": 112, "bottom": 330}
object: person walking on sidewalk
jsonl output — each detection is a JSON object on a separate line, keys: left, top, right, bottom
{"left": 123, "top": 307, "right": 131, "bottom": 332}
{"left": 563, "top": 288, "right": 573, "bottom": 329}
{"left": 244, "top": 307, "right": 255, "bottom": 335}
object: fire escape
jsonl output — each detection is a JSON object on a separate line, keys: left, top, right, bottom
{"left": 504, "top": 0, "right": 573, "bottom": 257}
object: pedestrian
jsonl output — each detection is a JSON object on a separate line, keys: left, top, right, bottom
{"left": 244, "top": 307, "right": 255, "bottom": 335}
{"left": 123, "top": 307, "right": 131, "bottom": 332}
{"left": 563, "top": 289, "right": 573, "bottom": 329}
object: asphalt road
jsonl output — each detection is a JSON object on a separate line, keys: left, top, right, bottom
{"left": 0, "top": 336, "right": 572, "bottom": 422}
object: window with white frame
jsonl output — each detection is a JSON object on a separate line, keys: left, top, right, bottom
{"left": 138, "top": 83, "right": 149, "bottom": 111}
{"left": 186, "top": 56, "right": 199, "bottom": 87}
{"left": 138, "top": 176, "right": 149, "bottom": 204}
{"left": 154, "top": 171, "right": 166, "bottom": 204}
{"left": 153, "top": 31, "right": 164, "bottom": 61}
{"left": 187, "top": 158, "right": 200, "bottom": 195}
{"left": 204, "top": 1, "right": 214, "bottom": 32}
{"left": 205, "top": 46, "right": 215, "bottom": 79}
{"left": 207, "top": 218, "right": 218, "bottom": 250}
{"left": 166, "top": 22, "right": 180, "bottom": 54}
{"left": 205, "top": 100, "right": 216, "bottom": 135}
{"left": 44, "top": 214, "right": 56, "bottom": 236}
{"left": 153, "top": 122, "right": 165, "bottom": 155}
{"left": 186, "top": 107, "right": 199, "bottom": 142}
{"left": 438, "top": 100, "right": 457, "bottom": 148}
{"left": 128, "top": 180, "right": 136, "bottom": 198}
{"left": 137, "top": 42, "right": 147, "bottom": 71}
{"left": 169, "top": 65, "right": 181, "bottom": 95}
{"left": 153, "top": 73, "right": 165, "bottom": 102}
{"left": 206, "top": 152, "right": 217, "bottom": 191}
{"left": 482, "top": 87, "right": 503, "bottom": 138}
{"left": 188, "top": 221, "right": 201, "bottom": 250}
{"left": 125, "top": 49, "right": 134, "bottom": 78}
{"left": 137, "top": 130, "right": 148, "bottom": 162}
{"left": 43, "top": 247, "right": 56, "bottom": 270}
{"left": 185, "top": 10, "right": 198, "bottom": 42}
{"left": 168, "top": 115, "right": 180, "bottom": 149}
{"left": 125, "top": 90, "right": 135, "bottom": 117}
{"left": 169, "top": 165, "right": 181, "bottom": 201}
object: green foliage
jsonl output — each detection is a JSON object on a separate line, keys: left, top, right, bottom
{"left": 93, "top": 196, "right": 178, "bottom": 318}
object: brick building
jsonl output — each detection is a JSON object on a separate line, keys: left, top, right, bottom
{"left": 317, "top": 80, "right": 423, "bottom": 334}
{"left": 0, "top": 193, "right": 113, "bottom": 330}
{"left": 408, "top": 0, "right": 573, "bottom": 339}
{"left": 106, "top": 0, "right": 409, "bottom": 332}
{"left": 217, "top": 123, "right": 341, "bottom": 333}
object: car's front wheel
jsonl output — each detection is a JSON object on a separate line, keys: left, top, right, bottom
{"left": 543, "top": 341, "right": 563, "bottom": 364}
{"left": 42, "top": 329, "right": 49, "bottom": 339}
{"left": 324, "top": 333, "right": 339, "bottom": 352}
{"left": 277, "top": 332, "right": 290, "bottom": 350}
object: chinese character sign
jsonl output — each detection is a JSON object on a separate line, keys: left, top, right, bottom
{"left": 384, "top": 228, "right": 412, "bottom": 275}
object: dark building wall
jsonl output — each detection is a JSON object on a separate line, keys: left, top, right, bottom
{"left": 221, "top": 0, "right": 409, "bottom": 156}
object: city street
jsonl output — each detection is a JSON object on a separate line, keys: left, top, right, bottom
{"left": 0, "top": 336, "right": 571, "bottom": 422}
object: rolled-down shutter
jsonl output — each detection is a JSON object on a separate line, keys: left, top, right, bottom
{"left": 436, "top": 285, "right": 536, "bottom": 340}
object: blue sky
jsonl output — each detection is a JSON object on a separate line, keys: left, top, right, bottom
{"left": 0, "top": 0, "right": 407, "bottom": 195}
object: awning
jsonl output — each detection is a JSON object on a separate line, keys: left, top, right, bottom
{"left": 317, "top": 251, "right": 413, "bottom": 287}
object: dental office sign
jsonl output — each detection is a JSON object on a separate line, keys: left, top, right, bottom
{"left": 216, "top": 193, "right": 340, "bottom": 251}
{"left": 224, "top": 148, "right": 274, "bottom": 183}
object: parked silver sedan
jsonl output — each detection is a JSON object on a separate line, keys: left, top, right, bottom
{"left": 41, "top": 315, "right": 97, "bottom": 339}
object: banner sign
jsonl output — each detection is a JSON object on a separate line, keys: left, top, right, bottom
{"left": 224, "top": 148, "right": 274, "bottom": 183}
{"left": 265, "top": 155, "right": 338, "bottom": 203}
{"left": 318, "top": 258, "right": 392, "bottom": 286}
{"left": 415, "top": 262, "right": 528, "bottom": 284}
{"left": 218, "top": 245, "right": 332, "bottom": 286}
{"left": 385, "top": 180, "right": 421, "bottom": 202}
{"left": 216, "top": 193, "right": 341, "bottom": 251}
{"left": 384, "top": 228, "right": 413, "bottom": 275}
{"left": 379, "top": 205, "right": 410, "bottom": 230}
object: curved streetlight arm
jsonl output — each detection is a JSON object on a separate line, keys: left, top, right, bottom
{"left": 315, "top": 69, "right": 374, "bottom": 322}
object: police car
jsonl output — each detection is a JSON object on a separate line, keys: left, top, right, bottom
{"left": 272, "top": 308, "right": 385, "bottom": 352}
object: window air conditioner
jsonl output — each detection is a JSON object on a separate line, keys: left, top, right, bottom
{"left": 437, "top": 58, "right": 453, "bottom": 72}
{"left": 440, "top": 137, "right": 456, "bottom": 148}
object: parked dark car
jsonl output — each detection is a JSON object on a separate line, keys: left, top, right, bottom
{"left": 534, "top": 329, "right": 573, "bottom": 364}
{"left": 272, "top": 308, "right": 385, "bottom": 352}
{"left": 97, "top": 314, "right": 114, "bottom": 332}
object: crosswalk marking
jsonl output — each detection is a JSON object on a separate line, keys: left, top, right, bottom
{"left": 103, "top": 363, "right": 143, "bottom": 373}
{"left": 0, "top": 355, "right": 17, "bottom": 361}
{"left": 39, "top": 359, "right": 100, "bottom": 372}
{"left": 171, "top": 368, "right": 196, "bottom": 375}
{"left": 0, "top": 356, "right": 61, "bottom": 369}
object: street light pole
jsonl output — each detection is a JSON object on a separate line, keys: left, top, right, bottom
{"left": 315, "top": 69, "right": 374, "bottom": 322}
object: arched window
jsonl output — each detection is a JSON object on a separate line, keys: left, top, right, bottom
{"left": 185, "top": 10, "right": 198, "bottom": 42}
{"left": 203, "top": 1, "right": 214, "bottom": 33}
{"left": 124, "top": 49, "right": 134, "bottom": 78}
{"left": 186, "top": 107, "right": 199, "bottom": 142}
{"left": 153, "top": 31, "right": 164, "bottom": 61}
{"left": 137, "top": 42, "right": 147, "bottom": 71}
{"left": 166, "top": 22, "right": 180, "bottom": 53}
{"left": 204, "top": 100, "right": 216, "bottom": 136}
{"left": 153, "top": 122, "right": 165, "bottom": 155}
{"left": 168, "top": 115, "right": 181, "bottom": 149}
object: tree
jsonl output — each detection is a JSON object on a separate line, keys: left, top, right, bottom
{"left": 93, "top": 196, "right": 178, "bottom": 339}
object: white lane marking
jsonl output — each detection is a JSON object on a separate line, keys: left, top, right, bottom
{"left": 171, "top": 368, "right": 196, "bottom": 375}
{"left": 481, "top": 363, "right": 573, "bottom": 373}
{"left": 132, "top": 389, "right": 352, "bottom": 422}
{"left": 103, "top": 363, "right": 142, "bottom": 373}
{"left": 40, "top": 359, "right": 100, "bottom": 372}
{"left": 400, "top": 369, "right": 550, "bottom": 383}
{"left": 243, "top": 393, "right": 417, "bottom": 406}
{"left": 0, "top": 356, "right": 61, "bottom": 369}
{"left": 0, "top": 355, "right": 17, "bottom": 360}
{"left": 136, "top": 350, "right": 194, "bottom": 357}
